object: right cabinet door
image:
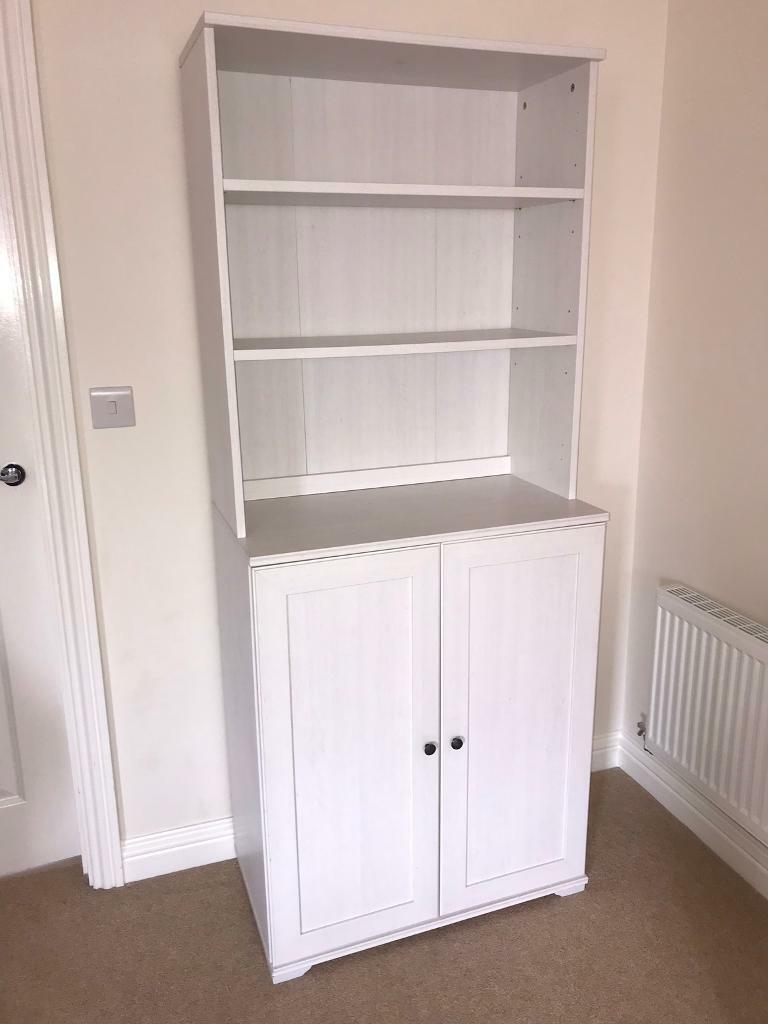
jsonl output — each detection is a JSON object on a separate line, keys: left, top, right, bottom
{"left": 440, "top": 525, "right": 604, "bottom": 915}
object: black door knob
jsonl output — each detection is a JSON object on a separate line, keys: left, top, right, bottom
{"left": 423, "top": 742, "right": 437, "bottom": 756}
{"left": 451, "top": 736, "right": 464, "bottom": 750}
{"left": 0, "top": 464, "right": 25, "bottom": 487}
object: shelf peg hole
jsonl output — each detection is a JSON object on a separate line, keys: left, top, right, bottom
{"left": 570, "top": 82, "right": 576, "bottom": 92}
{"left": 522, "top": 101, "right": 527, "bottom": 110}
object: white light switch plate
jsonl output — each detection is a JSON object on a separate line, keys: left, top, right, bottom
{"left": 90, "top": 386, "right": 136, "bottom": 428}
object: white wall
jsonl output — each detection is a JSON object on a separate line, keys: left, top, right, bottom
{"left": 32, "top": 0, "right": 668, "bottom": 841}
{"left": 625, "top": 0, "right": 768, "bottom": 735}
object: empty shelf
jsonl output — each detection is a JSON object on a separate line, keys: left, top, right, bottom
{"left": 223, "top": 179, "right": 584, "bottom": 209}
{"left": 233, "top": 328, "right": 577, "bottom": 360}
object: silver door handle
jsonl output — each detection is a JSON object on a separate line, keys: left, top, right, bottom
{"left": 1, "top": 463, "right": 26, "bottom": 486}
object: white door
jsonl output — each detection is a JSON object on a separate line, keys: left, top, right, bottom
{"left": 254, "top": 547, "right": 440, "bottom": 967}
{"left": 0, "top": 137, "right": 79, "bottom": 873}
{"left": 440, "top": 525, "right": 604, "bottom": 915}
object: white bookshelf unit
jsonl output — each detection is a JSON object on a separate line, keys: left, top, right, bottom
{"left": 181, "top": 13, "right": 608, "bottom": 984}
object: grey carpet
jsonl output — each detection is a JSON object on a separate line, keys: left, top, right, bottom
{"left": 2, "top": 769, "right": 767, "bottom": 1023}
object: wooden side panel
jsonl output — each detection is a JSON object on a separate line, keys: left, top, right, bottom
{"left": 440, "top": 525, "right": 604, "bottom": 915}
{"left": 180, "top": 29, "right": 245, "bottom": 535}
{"left": 507, "top": 345, "right": 576, "bottom": 497}
{"left": 211, "top": 509, "right": 270, "bottom": 961}
{"left": 515, "top": 62, "right": 591, "bottom": 188}
{"left": 511, "top": 200, "right": 582, "bottom": 336}
{"left": 254, "top": 547, "right": 440, "bottom": 966}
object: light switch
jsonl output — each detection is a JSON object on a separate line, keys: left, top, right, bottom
{"left": 90, "top": 386, "right": 136, "bottom": 428}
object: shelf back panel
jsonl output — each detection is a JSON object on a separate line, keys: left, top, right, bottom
{"left": 225, "top": 205, "right": 516, "bottom": 339}
{"left": 218, "top": 73, "right": 518, "bottom": 184}
{"left": 236, "top": 350, "right": 511, "bottom": 484}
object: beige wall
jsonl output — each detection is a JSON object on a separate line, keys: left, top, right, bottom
{"left": 32, "top": 0, "right": 668, "bottom": 840}
{"left": 625, "top": 0, "right": 768, "bottom": 734}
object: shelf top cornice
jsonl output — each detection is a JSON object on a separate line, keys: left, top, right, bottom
{"left": 181, "top": 13, "right": 606, "bottom": 68}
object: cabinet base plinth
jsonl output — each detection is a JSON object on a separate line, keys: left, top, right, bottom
{"left": 271, "top": 962, "right": 313, "bottom": 984}
{"left": 554, "top": 878, "right": 588, "bottom": 898}
{"left": 268, "top": 874, "right": 589, "bottom": 983}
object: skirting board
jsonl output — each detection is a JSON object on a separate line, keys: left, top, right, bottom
{"left": 594, "top": 730, "right": 768, "bottom": 902}
{"left": 122, "top": 816, "right": 235, "bottom": 884}
{"left": 121, "top": 732, "right": 768, "bottom": 901}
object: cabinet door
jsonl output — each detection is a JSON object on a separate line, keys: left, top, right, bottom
{"left": 254, "top": 547, "right": 440, "bottom": 967}
{"left": 440, "top": 525, "right": 604, "bottom": 915}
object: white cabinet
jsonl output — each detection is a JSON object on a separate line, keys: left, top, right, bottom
{"left": 182, "top": 13, "right": 608, "bottom": 985}
{"left": 440, "top": 526, "right": 604, "bottom": 914}
{"left": 240, "top": 524, "right": 604, "bottom": 980}
{"left": 252, "top": 547, "right": 440, "bottom": 966}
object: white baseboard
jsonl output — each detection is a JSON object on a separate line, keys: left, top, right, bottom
{"left": 591, "top": 731, "right": 622, "bottom": 771}
{"left": 122, "top": 816, "right": 235, "bottom": 884}
{"left": 616, "top": 731, "right": 768, "bottom": 901}
{"left": 121, "top": 732, "right": 768, "bottom": 901}
{"left": 123, "top": 736, "right": 617, "bottom": 884}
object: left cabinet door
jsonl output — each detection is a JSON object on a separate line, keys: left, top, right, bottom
{"left": 253, "top": 546, "right": 441, "bottom": 968}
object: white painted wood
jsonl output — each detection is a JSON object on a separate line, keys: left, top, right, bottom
{"left": 217, "top": 72, "right": 293, "bottom": 180}
{"left": 290, "top": 77, "right": 434, "bottom": 184}
{"left": 181, "top": 28, "right": 246, "bottom": 536}
{"left": 268, "top": 872, "right": 588, "bottom": 983}
{"left": 181, "top": 14, "right": 607, "bottom": 980}
{"left": 225, "top": 205, "right": 300, "bottom": 339}
{"left": 253, "top": 547, "right": 440, "bottom": 966}
{"left": 218, "top": 75, "right": 519, "bottom": 188}
{"left": 515, "top": 63, "right": 591, "bottom": 188}
{"left": 511, "top": 200, "right": 582, "bottom": 336}
{"left": 241, "top": 474, "right": 607, "bottom": 565}
{"left": 435, "top": 351, "right": 510, "bottom": 462}
{"left": 0, "top": 0, "right": 121, "bottom": 886}
{"left": 440, "top": 525, "right": 605, "bottom": 914}
{"left": 224, "top": 179, "right": 584, "bottom": 207}
{"left": 295, "top": 207, "right": 436, "bottom": 336}
{"left": 568, "top": 60, "right": 600, "bottom": 498}
{"left": 434, "top": 86, "right": 518, "bottom": 185}
{"left": 303, "top": 354, "right": 436, "bottom": 472}
{"left": 184, "top": 15, "right": 604, "bottom": 85}
{"left": 508, "top": 345, "right": 576, "bottom": 496}
{"left": 243, "top": 456, "right": 512, "bottom": 500}
{"left": 435, "top": 211, "right": 515, "bottom": 329}
{"left": 122, "top": 815, "right": 236, "bottom": 884}
{"left": 232, "top": 329, "right": 576, "bottom": 360}
{"left": 592, "top": 731, "right": 623, "bottom": 771}
{"left": 235, "top": 361, "right": 306, "bottom": 480}
{"left": 212, "top": 508, "right": 270, "bottom": 960}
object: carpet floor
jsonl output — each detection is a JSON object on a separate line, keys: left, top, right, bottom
{"left": 2, "top": 769, "right": 767, "bottom": 1023}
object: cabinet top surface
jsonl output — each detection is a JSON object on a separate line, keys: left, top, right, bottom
{"left": 181, "top": 13, "right": 604, "bottom": 88}
{"left": 240, "top": 474, "right": 608, "bottom": 566}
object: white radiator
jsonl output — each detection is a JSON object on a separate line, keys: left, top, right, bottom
{"left": 648, "top": 584, "right": 768, "bottom": 847}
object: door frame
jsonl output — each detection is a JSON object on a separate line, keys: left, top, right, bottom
{"left": 1, "top": 0, "right": 123, "bottom": 887}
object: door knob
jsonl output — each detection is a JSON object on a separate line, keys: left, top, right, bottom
{"left": 0, "top": 464, "right": 25, "bottom": 487}
{"left": 423, "top": 742, "right": 438, "bottom": 756}
{"left": 450, "top": 736, "right": 464, "bottom": 750}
